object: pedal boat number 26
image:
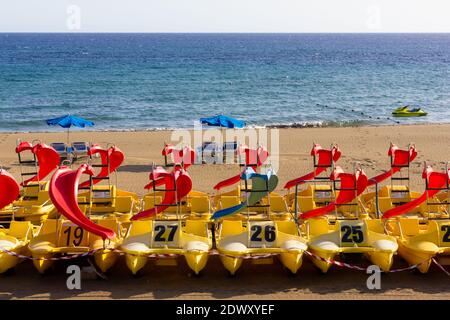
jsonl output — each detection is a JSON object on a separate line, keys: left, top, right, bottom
{"left": 214, "top": 168, "right": 308, "bottom": 275}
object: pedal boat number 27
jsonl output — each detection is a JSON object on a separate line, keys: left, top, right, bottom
{"left": 120, "top": 219, "right": 212, "bottom": 275}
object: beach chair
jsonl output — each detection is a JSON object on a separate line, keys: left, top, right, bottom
{"left": 222, "top": 141, "right": 238, "bottom": 164}
{"left": 71, "top": 141, "right": 89, "bottom": 161}
{"left": 50, "top": 142, "right": 68, "bottom": 161}
{"left": 201, "top": 141, "right": 220, "bottom": 164}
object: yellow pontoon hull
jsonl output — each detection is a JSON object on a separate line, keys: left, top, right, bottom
{"left": 0, "top": 221, "right": 34, "bottom": 273}
{"left": 216, "top": 220, "right": 307, "bottom": 275}
{"left": 121, "top": 220, "right": 212, "bottom": 275}
{"left": 31, "top": 252, "right": 54, "bottom": 274}
{"left": 0, "top": 246, "right": 24, "bottom": 274}
{"left": 93, "top": 249, "right": 120, "bottom": 273}
{"left": 124, "top": 250, "right": 210, "bottom": 275}
{"left": 308, "top": 247, "right": 395, "bottom": 273}
{"left": 307, "top": 219, "right": 398, "bottom": 273}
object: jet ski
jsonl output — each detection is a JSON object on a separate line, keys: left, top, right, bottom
{"left": 392, "top": 106, "right": 427, "bottom": 117}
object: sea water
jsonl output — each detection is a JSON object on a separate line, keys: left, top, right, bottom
{"left": 0, "top": 33, "right": 449, "bottom": 132}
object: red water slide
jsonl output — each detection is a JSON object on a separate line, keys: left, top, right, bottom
{"left": 367, "top": 144, "right": 417, "bottom": 186}
{"left": 15, "top": 141, "right": 60, "bottom": 186}
{"left": 300, "top": 167, "right": 368, "bottom": 219}
{"left": 382, "top": 166, "right": 449, "bottom": 219}
{"left": 0, "top": 169, "right": 20, "bottom": 210}
{"left": 49, "top": 164, "right": 116, "bottom": 239}
{"left": 131, "top": 166, "right": 193, "bottom": 220}
{"left": 162, "top": 144, "right": 196, "bottom": 169}
{"left": 284, "top": 144, "right": 341, "bottom": 189}
{"left": 213, "top": 146, "right": 269, "bottom": 191}
{"left": 79, "top": 145, "right": 124, "bottom": 188}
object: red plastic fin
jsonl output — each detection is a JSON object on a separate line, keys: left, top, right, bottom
{"left": 300, "top": 168, "right": 367, "bottom": 219}
{"left": 213, "top": 173, "right": 242, "bottom": 191}
{"left": 213, "top": 146, "right": 269, "bottom": 191}
{"left": 15, "top": 141, "right": 33, "bottom": 154}
{"left": 237, "top": 144, "right": 248, "bottom": 155}
{"left": 162, "top": 144, "right": 175, "bottom": 156}
{"left": 174, "top": 146, "right": 196, "bottom": 169}
{"left": 382, "top": 166, "right": 448, "bottom": 219}
{"left": 368, "top": 144, "right": 418, "bottom": 186}
{"left": 144, "top": 166, "right": 168, "bottom": 190}
{"left": 79, "top": 146, "right": 124, "bottom": 188}
{"left": 21, "top": 143, "right": 60, "bottom": 186}
{"left": 49, "top": 164, "right": 116, "bottom": 240}
{"left": 132, "top": 168, "right": 193, "bottom": 220}
{"left": 284, "top": 144, "right": 341, "bottom": 189}
{"left": 245, "top": 146, "right": 269, "bottom": 167}
{"left": 0, "top": 169, "right": 20, "bottom": 210}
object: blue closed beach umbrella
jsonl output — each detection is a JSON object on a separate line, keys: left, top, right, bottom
{"left": 200, "top": 115, "right": 245, "bottom": 129}
{"left": 46, "top": 115, "right": 94, "bottom": 143}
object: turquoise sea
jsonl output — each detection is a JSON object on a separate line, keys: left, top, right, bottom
{"left": 0, "top": 33, "right": 449, "bottom": 132}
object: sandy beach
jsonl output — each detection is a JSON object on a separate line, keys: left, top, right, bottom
{"left": 1, "top": 123, "right": 450, "bottom": 299}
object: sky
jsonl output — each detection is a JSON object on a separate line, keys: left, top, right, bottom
{"left": 1, "top": 0, "right": 450, "bottom": 33}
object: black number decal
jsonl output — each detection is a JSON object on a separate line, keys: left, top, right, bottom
{"left": 265, "top": 225, "right": 276, "bottom": 242}
{"left": 167, "top": 225, "right": 178, "bottom": 241}
{"left": 341, "top": 225, "right": 352, "bottom": 243}
{"left": 154, "top": 225, "right": 166, "bottom": 241}
{"left": 251, "top": 225, "right": 276, "bottom": 242}
{"left": 73, "top": 227, "right": 84, "bottom": 246}
{"left": 352, "top": 226, "right": 364, "bottom": 243}
{"left": 251, "top": 225, "right": 262, "bottom": 241}
{"left": 64, "top": 226, "right": 71, "bottom": 246}
{"left": 64, "top": 226, "right": 84, "bottom": 246}
{"left": 154, "top": 225, "right": 178, "bottom": 242}
{"left": 341, "top": 225, "right": 364, "bottom": 244}
{"left": 442, "top": 225, "right": 450, "bottom": 242}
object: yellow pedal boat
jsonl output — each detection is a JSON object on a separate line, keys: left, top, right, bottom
{"left": 213, "top": 168, "right": 307, "bottom": 275}
{"left": 122, "top": 165, "right": 212, "bottom": 275}
{"left": 77, "top": 144, "right": 140, "bottom": 223}
{"left": 361, "top": 144, "right": 425, "bottom": 218}
{"left": 216, "top": 219, "right": 307, "bottom": 275}
{"left": 297, "top": 166, "right": 398, "bottom": 273}
{"left": 306, "top": 219, "right": 398, "bottom": 273}
{"left": 29, "top": 164, "right": 127, "bottom": 273}
{"left": 0, "top": 141, "right": 60, "bottom": 224}
{"left": 383, "top": 165, "right": 450, "bottom": 273}
{"left": 0, "top": 221, "right": 34, "bottom": 273}
{"left": 121, "top": 219, "right": 212, "bottom": 275}
{"left": 28, "top": 217, "right": 123, "bottom": 273}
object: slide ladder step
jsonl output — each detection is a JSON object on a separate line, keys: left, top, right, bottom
{"left": 92, "top": 177, "right": 110, "bottom": 181}
{"left": 21, "top": 172, "right": 38, "bottom": 176}
{"left": 18, "top": 160, "right": 37, "bottom": 165}
{"left": 91, "top": 164, "right": 109, "bottom": 168}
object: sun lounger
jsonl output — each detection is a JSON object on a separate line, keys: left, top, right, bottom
{"left": 50, "top": 142, "right": 68, "bottom": 159}
{"left": 200, "top": 141, "right": 220, "bottom": 164}
{"left": 222, "top": 141, "right": 238, "bottom": 164}
{"left": 71, "top": 141, "right": 89, "bottom": 160}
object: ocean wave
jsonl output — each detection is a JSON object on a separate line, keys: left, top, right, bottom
{"left": 265, "top": 120, "right": 367, "bottom": 129}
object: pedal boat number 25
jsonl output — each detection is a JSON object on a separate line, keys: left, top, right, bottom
{"left": 298, "top": 167, "right": 399, "bottom": 273}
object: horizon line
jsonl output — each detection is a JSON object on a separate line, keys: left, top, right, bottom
{"left": 1, "top": 31, "right": 450, "bottom": 34}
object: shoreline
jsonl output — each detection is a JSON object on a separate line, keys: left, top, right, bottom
{"left": 0, "top": 121, "right": 446, "bottom": 134}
